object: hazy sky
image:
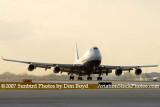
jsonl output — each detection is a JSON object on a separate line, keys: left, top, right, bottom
{"left": 0, "top": 0, "right": 160, "bottom": 75}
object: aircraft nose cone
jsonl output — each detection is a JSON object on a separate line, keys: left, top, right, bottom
{"left": 92, "top": 50, "right": 102, "bottom": 60}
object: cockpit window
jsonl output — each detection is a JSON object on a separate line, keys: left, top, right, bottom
{"left": 94, "top": 47, "right": 98, "bottom": 50}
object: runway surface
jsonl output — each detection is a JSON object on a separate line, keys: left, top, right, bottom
{"left": 0, "top": 89, "right": 160, "bottom": 107}
{"left": 35, "top": 80, "right": 160, "bottom": 85}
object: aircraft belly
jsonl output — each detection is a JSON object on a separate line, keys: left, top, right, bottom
{"left": 83, "top": 60, "right": 101, "bottom": 68}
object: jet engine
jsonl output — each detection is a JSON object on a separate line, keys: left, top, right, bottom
{"left": 28, "top": 64, "right": 36, "bottom": 71}
{"left": 135, "top": 69, "right": 142, "bottom": 75}
{"left": 115, "top": 69, "right": 122, "bottom": 76}
{"left": 53, "top": 66, "right": 61, "bottom": 73}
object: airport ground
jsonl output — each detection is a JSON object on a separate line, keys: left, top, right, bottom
{"left": 0, "top": 89, "right": 160, "bottom": 107}
{"left": 1, "top": 79, "right": 160, "bottom": 85}
{"left": 0, "top": 80, "right": 160, "bottom": 107}
{"left": 33, "top": 80, "right": 160, "bottom": 85}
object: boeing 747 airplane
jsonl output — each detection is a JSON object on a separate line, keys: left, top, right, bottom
{"left": 2, "top": 45, "right": 158, "bottom": 80}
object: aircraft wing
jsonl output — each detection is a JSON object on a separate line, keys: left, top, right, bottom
{"left": 1, "top": 57, "right": 81, "bottom": 70}
{"left": 101, "top": 65, "right": 158, "bottom": 70}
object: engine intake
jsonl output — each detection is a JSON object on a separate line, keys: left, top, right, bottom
{"left": 135, "top": 69, "right": 142, "bottom": 75}
{"left": 53, "top": 66, "right": 61, "bottom": 73}
{"left": 115, "top": 69, "right": 122, "bottom": 76}
{"left": 28, "top": 64, "right": 36, "bottom": 71}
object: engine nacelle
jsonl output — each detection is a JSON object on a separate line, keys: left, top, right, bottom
{"left": 28, "top": 64, "right": 36, "bottom": 71}
{"left": 115, "top": 69, "right": 122, "bottom": 76}
{"left": 53, "top": 66, "right": 61, "bottom": 73}
{"left": 135, "top": 69, "right": 142, "bottom": 75}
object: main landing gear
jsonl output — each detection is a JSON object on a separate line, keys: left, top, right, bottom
{"left": 69, "top": 75, "right": 74, "bottom": 80}
{"left": 97, "top": 77, "right": 102, "bottom": 81}
{"left": 69, "top": 75, "right": 102, "bottom": 81}
{"left": 78, "top": 77, "right": 82, "bottom": 80}
{"left": 87, "top": 76, "right": 92, "bottom": 80}
{"left": 97, "top": 74, "right": 102, "bottom": 81}
{"left": 70, "top": 75, "right": 83, "bottom": 80}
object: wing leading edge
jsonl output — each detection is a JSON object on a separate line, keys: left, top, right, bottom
{"left": 2, "top": 57, "right": 158, "bottom": 73}
{"left": 101, "top": 65, "right": 158, "bottom": 70}
{"left": 1, "top": 57, "right": 80, "bottom": 70}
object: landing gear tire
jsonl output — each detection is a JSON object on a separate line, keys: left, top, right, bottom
{"left": 87, "top": 77, "right": 92, "bottom": 80}
{"left": 78, "top": 77, "right": 82, "bottom": 80}
{"left": 97, "top": 77, "right": 102, "bottom": 81}
{"left": 70, "top": 75, "right": 74, "bottom": 80}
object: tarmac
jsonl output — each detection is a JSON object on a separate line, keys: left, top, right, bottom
{"left": 0, "top": 89, "right": 160, "bottom": 107}
{"left": 0, "top": 80, "right": 160, "bottom": 107}
{"left": 35, "top": 80, "right": 160, "bottom": 85}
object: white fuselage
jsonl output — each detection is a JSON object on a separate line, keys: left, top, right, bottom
{"left": 74, "top": 47, "right": 102, "bottom": 68}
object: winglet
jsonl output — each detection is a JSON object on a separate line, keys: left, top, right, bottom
{"left": 1, "top": 56, "right": 4, "bottom": 60}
